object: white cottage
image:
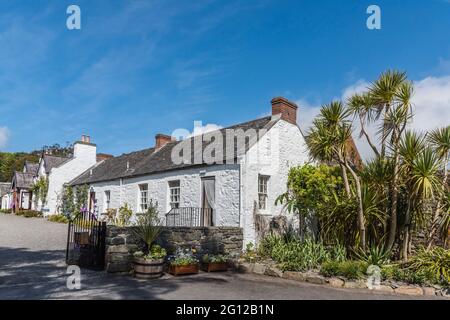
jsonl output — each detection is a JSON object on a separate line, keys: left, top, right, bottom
{"left": 69, "top": 97, "right": 309, "bottom": 244}
{"left": 36, "top": 136, "right": 98, "bottom": 215}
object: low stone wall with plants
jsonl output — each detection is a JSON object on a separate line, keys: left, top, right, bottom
{"left": 105, "top": 226, "right": 243, "bottom": 273}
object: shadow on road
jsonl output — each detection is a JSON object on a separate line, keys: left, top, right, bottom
{"left": 0, "top": 247, "right": 181, "bottom": 299}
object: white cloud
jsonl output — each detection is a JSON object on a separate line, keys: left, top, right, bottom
{"left": 296, "top": 75, "right": 450, "bottom": 161}
{"left": 0, "top": 127, "right": 10, "bottom": 149}
{"left": 190, "top": 123, "right": 223, "bottom": 137}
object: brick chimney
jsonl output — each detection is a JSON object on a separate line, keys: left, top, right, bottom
{"left": 155, "top": 134, "right": 174, "bottom": 149}
{"left": 271, "top": 97, "right": 298, "bottom": 125}
{"left": 96, "top": 153, "right": 113, "bottom": 163}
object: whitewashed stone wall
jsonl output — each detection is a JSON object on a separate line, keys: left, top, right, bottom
{"left": 89, "top": 164, "right": 241, "bottom": 226}
{"left": 240, "top": 119, "right": 309, "bottom": 245}
{"left": 45, "top": 142, "right": 97, "bottom": 215}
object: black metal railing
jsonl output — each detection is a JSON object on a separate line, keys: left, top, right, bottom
{"left": 165, "top": 207, "right": 213, "bottom": 227}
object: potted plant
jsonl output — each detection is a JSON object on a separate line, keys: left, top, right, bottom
{"left": 131, "top": 201, "right": 167, "bottom": 279}
{"left": 168, "top": 248, "right": 199, "bottom": 276}
{"left": 201, "top": 254, "right": 229, "bottom": 272}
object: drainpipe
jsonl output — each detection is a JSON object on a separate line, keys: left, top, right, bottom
{"left": 119, "top": 178, "right": 123, "bottom": 205}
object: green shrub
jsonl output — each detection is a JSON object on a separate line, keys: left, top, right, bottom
{"left": 381, "top": 264, "right": 433, "bottom": 286}
{"left": 242, "top": 242, "right": 258, "bottom": 262}
{"left": 16, "top": 210, "right": 43, "bottom": 218}
{"left": 0, "top": 208, "right": 12, "bottom": 214}
{"left": 353, "top": 244, "right": 391, "bottom": 267}
{"left": 320, "top": 260, "right": 367, "bottom": 280}
{"left": 408, "top": 247, "right": 450, "bottom": 286}
{"left": 270, "top": 238, "right": 331, "bottom": 272}
{"left": 47, "top": 214, "right": 69, "bottom": 224}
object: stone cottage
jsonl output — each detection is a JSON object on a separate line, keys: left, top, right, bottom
{"left": 69, "top": 97, "right": 310, "bottom": 245}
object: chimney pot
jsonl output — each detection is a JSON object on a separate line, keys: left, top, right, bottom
{"left": 271, "top": 97, "right": 298, "bottom": 125}
{"left": 155, "top": 134, "right": 175, "bottom": 149}
{"left": 81, "top": 135, "right": 85, "bottom": 142}
{"left": 85, "top": 135, "right": 91, "bottom": 143}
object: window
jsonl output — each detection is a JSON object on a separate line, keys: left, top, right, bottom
{"left": 139, "top": 184, "right": 148, "bottom": 212}
{"left": 169, "top": 180, "right": 180, "bottom": 209}
{"left": 258, "top": 175, "right": 269, "bottom": 210}
{"left": 104, "top": 190, "right": 111, "bottom": 211}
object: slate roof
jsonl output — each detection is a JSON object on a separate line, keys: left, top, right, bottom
{"left": 12, "top": 172, "right": 35, "bottom": 189}
{"left": 43, "top": 155, "right": 70, "bottom": 174}
{"left": 0, "top": 183, "right": 11, "bottom": 197}
{"left": 24, "top": 161, "right": 39, "bottom": 175}
{"left": 70, "top": 116, "right": 277, "bottom": 186}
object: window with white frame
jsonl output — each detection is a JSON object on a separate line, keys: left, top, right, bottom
{"left": 258, "top": 175, "right": 269, "bottom": 210}
{"left": 104, "top": 190, "right": 111, "bottom": 211}
{"left": 139, "top": 184, "right": 148, "bottom": 212}
{"left": 169, "top": 180, "right": 180, "bottom": 209}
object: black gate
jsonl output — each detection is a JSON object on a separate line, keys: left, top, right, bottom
{"left": 66, "top": 211, "right": 106, "bottom": 270}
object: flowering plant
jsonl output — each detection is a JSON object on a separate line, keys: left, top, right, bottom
{"left": 202, "top": 253, "right": 229, "bottom": 264}
{"left": 134, "top": 245, "right": 167, "bottom": 260}
{"left": 168, "top": 247, "right": 199, "bottom": 266}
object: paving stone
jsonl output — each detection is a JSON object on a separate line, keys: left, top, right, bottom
{"left": 328, "top": 277, "right": 344, "bottom": 288}
{"left": 305, "top": 273, "right": 328, "bottom": 285}
{"left": 422, "top": 287, "right": 437, "bottom": 296}
{"left": 394, "top": 286, "right": 423, "bottom": 296}
{"left": 344, "top": 280, "right": 367, "bottom": 289}
{"left": 264, "top": 265, "right": 283, "bottom": 278}
{"left": 253, "top": 263, "right": 267, "bottom": 275}
{"left": 282, "top": 271, "right": 306, "bottom": 282}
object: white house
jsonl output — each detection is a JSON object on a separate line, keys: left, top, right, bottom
{"left": 69, "top": 97, "right": 310, "bottom": 244}
{"left": 0, "top": 182, "right": 12, "bottom": 210}
{"left": 36, "top": 136, "right": 98, "bottom": 215}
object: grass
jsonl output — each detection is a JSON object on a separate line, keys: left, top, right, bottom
{"left": 47, "top": 214, "right": 69, "bottom": 224}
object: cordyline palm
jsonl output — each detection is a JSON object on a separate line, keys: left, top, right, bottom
{"left": 398, "top": 131, "right": 426, "bottom": 260}
{"left": 369, "top": 70, "right": 407, "bottom": 157}
{"left": 426, "top": 126, "right": 450, "bottom": 247}
{"left": 385, "top": 81, "right": 414, "bottom": 251}
{"left": 308, "top": 102, "right": 352, "bottom": 197}
{"left": 348, "top": 93, "right": 380, "bottom": 157}
{"left": 306, "top": 103, "right": 366, "bottom": 249}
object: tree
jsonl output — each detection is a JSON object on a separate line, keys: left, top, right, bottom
{"left": 305, "top": 102, "right": 367, "bottom": 249}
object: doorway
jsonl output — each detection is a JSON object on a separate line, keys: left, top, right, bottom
{"left": 201, "top": 177, "right": 215, "bottom": 226}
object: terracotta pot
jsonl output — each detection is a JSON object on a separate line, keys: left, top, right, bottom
{"left": 133, "top": 257, "right": 165, "bottom": 279}
{"left": 168, "top": 264, "right": 199, "bottom": 276}
{"left": 202, "top": 262, "right": 228, "bottom": 272}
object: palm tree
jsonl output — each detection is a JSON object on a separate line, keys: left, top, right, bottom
{"left": 426, "top": 126, "right": 450, "bottom": 247}
{"left": 384, "top": 81, "right": 414, "bottom": 251}
{"left": 306, "top": 102, "right": 366, "bottom": 249}
{"left": 399, "top": 131, "right": 426, "bottom": 260}
{"left": 369, "top": 70, "right": 407, "bottom": 157}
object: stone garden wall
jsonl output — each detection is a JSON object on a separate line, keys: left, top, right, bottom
{"left": 105, "top": 226, "right": 243, "bottom": 273}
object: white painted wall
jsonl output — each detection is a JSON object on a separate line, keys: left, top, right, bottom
{"left": 88, "top": 164, "right": 241, "bottom": 226}
{"left": 240, "top": 118, "right": 309, "bottom": 245}
{"left": 45, "top": 142, "right": 97, "bottom": 215}
{"left": 1, "top": 193, "right": 12, "bottom": 209}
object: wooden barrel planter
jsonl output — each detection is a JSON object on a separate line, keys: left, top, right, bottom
{"left": 133, "top": 257, "right": 165, "bottom": 279}
{"left": 168, "top": 264, "right": 199, "bottom": 276}
{"left": 202, "top": 262, "right": 228, "bottom": 272}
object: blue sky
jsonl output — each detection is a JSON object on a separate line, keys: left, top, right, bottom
{"left": 1, "top": 0, "right": 450, "bottom": 156}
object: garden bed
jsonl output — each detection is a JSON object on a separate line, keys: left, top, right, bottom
{"left": 236, "top": 260, "right": 449, "bottom": 298}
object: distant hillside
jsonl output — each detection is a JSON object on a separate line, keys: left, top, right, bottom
{"left": 0, "top": 143, "right": 73, "bottom": 182}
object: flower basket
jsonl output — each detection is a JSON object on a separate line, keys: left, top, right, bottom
{"left": 133, "top": 257, "right": 165, "bottom": 279}
{"left": 168, "top": 264, "right": 199, "bottom": 276}
{"left": 201, "top": 262, "right": 229, "bottom": 272}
